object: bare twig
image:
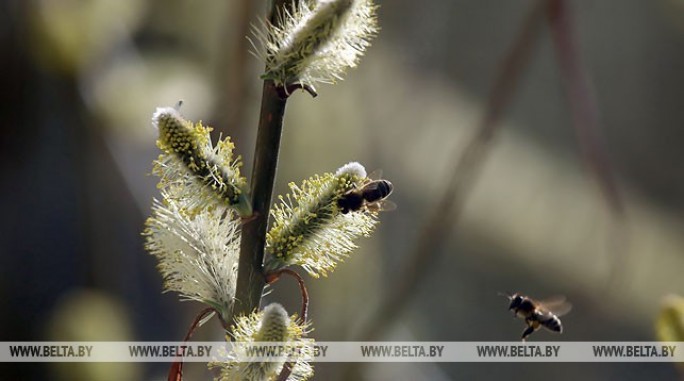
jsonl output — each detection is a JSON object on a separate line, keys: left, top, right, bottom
{"left": 547, "top": 0, "right": 628, "bottom": 285}
{"left": 167, "top": 307, "right": 217, "bottom": 381}
{"left": 265, "top": 268, "right": 309, "bottom": 381}
{"left": 265, "top": 268, "right": 310, "bottom": 323}
{"left": 353, "top": 0, "right": 548, "bottom": 346}
{"left": 278, "top": 83, "right": 318, "bottom": 99}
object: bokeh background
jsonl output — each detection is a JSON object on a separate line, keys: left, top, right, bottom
{"left": 2, "top": 0, "right": 684, "bottom": 380}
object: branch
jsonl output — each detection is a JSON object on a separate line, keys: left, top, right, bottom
{"left": 233, "top": 79, "right": 287, "bottom": 320}
{"left": 547, "top": 0, "right": 628, "bottom": 284}
{"left": 276, "top": 363, "right": 294, "bottom": 381}
{"left": 231, "top": 0, "right": 301, "bottom": 325}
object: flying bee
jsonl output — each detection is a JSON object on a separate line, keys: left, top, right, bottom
{"left": 500, "top": 292, "right": 572, "bottom": 341}
{"left": 337, "top": 170, "right": 396, "bottom": 214}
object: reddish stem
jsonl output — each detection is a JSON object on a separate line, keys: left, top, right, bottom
{"left": 167, "top": 307, "right": 217, "bottom": 381}
{"left": 265, "top": 268, "right": 309, "bottom": 323}
{"left": 265, "top": 268, "right": 309, "bottom": 381}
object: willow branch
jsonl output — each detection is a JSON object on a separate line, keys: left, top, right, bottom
{"left": 231, "top": 0, "right": 298, "bottom": 324}
{"left": 233, "top": 80, "right": 287, "bottom": 319}
{"left": 276, "top": 363, "right": 294, "bottom": 381}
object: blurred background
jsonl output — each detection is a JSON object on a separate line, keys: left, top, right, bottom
{"left": 2, "top": 0, "right": 684, "bottom": 380}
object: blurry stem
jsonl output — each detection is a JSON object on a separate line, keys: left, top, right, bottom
{"left": 354, "top": 0, "right": 548, "bottom": 344}
{"left": 215, "top": 0, "right": 257, "bottom": 136}
{"left": 547, "top": 0, "right": 622, "bottom": 213}
{"left": 547, "top": 0, "right": 627, "bottom": 284}
{"left": 231, "top": 0, "right": 299, "bottom": 324}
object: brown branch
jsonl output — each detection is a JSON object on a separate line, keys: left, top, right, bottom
{"left": 233, "top": 79, "right": 287, "bottom": 320}
{"left": 231, "top": 0, "right": 303, "bottom": 328}
{"left": 276, "top": 363, "right": 295, "bottom": 381}
{"left": 547, "top": 0, "right": 628, "bottom": 284}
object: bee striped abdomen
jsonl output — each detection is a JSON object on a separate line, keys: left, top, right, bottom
{"left": 367, "top": 180, "right": 393, "bottom": 200}
{"left": 539, "top": 312, "right": 563, "bottom": 333}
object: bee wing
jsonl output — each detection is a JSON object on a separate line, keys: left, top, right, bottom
{"left": 366, "top": 200, "right": 397, "bottom": 213}
{"left": 367, "top": 169, "right": 383, "bottom": 180}
{"left": 378, "top": 200, "right": 397, "bottom": 211}
{"left": 537, "top": 296, "right": 572, "bottom": 317}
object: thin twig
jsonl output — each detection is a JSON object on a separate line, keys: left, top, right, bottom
{"left": 341, "top": 5, "right": 547, "bottom": 379}
{"left": 546, "top": 0, "right": 628, "bottom": 285}
{"left": 265, "top": 268, "right": 309, "bottom": 381}
{"left": 167, "top": 307, "right": 217, "bottom": 381}
{"left": 265, "top": 268, "right": 310, "bottom": 323}
{"left": 353, "top": 0, "right": 548, "bottom": 345}
{"left": 279, "top": 83, "right": 318, "bottom": 99}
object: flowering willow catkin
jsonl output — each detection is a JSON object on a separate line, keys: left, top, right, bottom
{"left": 144, "top": 106, "right": 248, "bottom": 321}
{"left": 152, "top": 107, "right": 251, "bottom": 217}
{"left": 265, "top": 162, "right": 379, "bottom": 277}
{"left": 211, "top": 303, "right": 314, "bottom": 381}
{"left": 254, "top": 0, "right": 378, "bottom": 88}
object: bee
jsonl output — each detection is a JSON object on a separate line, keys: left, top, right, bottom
{"left": 500, "top": 292, "right": 572, "bottom": 341}
{"left": 337, "top": 171, "right": 396, "bottom": 214}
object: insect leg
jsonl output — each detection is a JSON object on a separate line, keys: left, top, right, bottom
{"left": 521, "top": 326, "right": 534, "bottom": 342}
{"left": 521, "top": 322, "right": 537, "bottom": 342}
